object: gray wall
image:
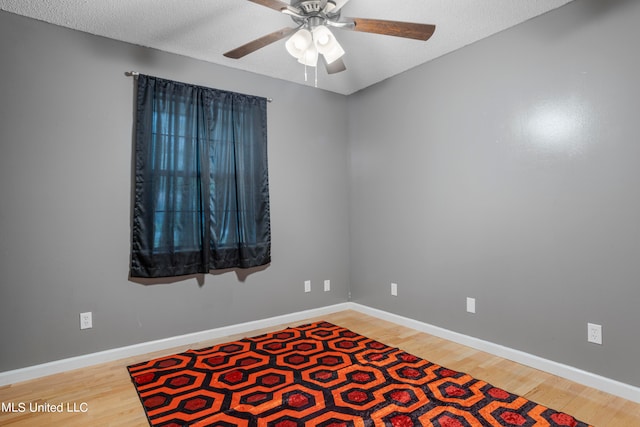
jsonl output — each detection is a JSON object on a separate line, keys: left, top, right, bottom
{"left": 0, "top": 11, "right": 350, "bottom": 371}
{"left": 348, "top": 0, "right": 640, "bottom": 387}
{"left": 1, "top": 0, "right": 639, "bottom": 390}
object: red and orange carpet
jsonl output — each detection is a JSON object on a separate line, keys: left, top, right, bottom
{"left": 128, "top": 321, "right": 591, "bottom": 427}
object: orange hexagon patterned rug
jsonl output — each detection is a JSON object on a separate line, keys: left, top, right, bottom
{"left": 128, "top": 321, "right": 591, "bottom": 427}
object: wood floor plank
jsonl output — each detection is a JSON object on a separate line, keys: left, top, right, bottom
{"left": 0, "top": 310, "right": 638, "bottom": 426}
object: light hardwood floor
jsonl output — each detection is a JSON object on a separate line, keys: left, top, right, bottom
{"left": 1, "top": 310, "right": 638, "bottom": 426}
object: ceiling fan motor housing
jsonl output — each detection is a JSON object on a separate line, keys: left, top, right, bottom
{"left": 289, "top": 0, "right": 343, "bottom": 30}
{"left": 297, "top": 1, "right": 324, "bottom": 14}
{"left": 291, "top": 1, "right": 341, "bottom": 18}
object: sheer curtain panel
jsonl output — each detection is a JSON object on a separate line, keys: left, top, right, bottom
{"left": 130, "top": 75, "right": 270, "bottom": 278}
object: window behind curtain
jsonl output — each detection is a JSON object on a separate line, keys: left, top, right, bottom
{"left": 130, "top": 75, "right": 271, "bottom": 278}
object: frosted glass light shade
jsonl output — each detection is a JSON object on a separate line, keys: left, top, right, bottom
{"left": 298, "top": 43, "right": 318, "bottom": 67}
{"left": 312, "top": 26, "right": 334, "bottom": 49}
{"left": 285, "top": 29, "right": 313, "bottom": 59}
{"left": 321, "top": 43, "right": 345, "bottom": 64}
{"left": 312, "top": 25, "right": 345, "bottom": 64}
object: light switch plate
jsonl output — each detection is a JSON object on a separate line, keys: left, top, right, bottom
{"left": 466, "top": 297, "right": 476, "bottom": 314}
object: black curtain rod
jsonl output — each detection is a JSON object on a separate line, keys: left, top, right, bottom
{"left": 125, "top": 71, "right": 273, "bottom": 103}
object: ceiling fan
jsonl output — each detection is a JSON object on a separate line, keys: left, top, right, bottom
{"left": 224, "top": 0, "right": 436, "bottom": 75}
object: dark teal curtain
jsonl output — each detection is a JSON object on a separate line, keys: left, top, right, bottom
{"left": 130, "top": 75, "right": 270, "bottom": 278}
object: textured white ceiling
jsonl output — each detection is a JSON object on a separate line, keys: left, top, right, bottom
{"left": 0, "top": 0, "right": 574, "bottom": 95}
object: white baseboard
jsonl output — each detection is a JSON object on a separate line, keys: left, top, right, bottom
{"left": 1, "top": 301, "right": 638, "bottom": 404}
{"left": 348, "top": 303, "right": 640, "bottom": 403}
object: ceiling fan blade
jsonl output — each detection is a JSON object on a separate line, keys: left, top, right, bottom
{"left": 247, "top": 0, "right": 290, "bottom": 12}
{"left": 224, "top": 27, "right": 297, "bottom": 59}
{"left": 345, "top": 17, "right": 435, "bottom": 41}
{"left": 324, "top": 57, "right": 346, "bottom": 74}
{"left": 325, "top": 0, "right": 351, "bottom": 13}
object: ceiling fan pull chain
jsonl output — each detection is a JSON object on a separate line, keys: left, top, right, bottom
{"left": 304, "top": 63, "right": 308, "bottom": 82}
{"left": 315, "top": 65, "right": 318, "bottom": 88}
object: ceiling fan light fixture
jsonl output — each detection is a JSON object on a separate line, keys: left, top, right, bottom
{"left": 313, "top": 25, "right": 331, "bottom": 46}
{"left": 297, "top": 43, "right": 318, "bottom": 67}
{"left": 285, "top": 28, "right": 313, "bottom": 59}
{"left": 312, "top": 25, "right": 335, "bottom": 49}
{"left": 320, "top": 42, "right": 345, "bottom": 64}
{"left": 312, "top": 25, "right": 345, "bottom": 64}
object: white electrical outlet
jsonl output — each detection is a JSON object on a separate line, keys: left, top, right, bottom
{"left": 466, "top": 297, "right": 476, "bottom": 314}
{"left": 324, "top": 279, "right": 330, "bottom": 292}
{"left": 304, "top": 280, "right": 311, "bottom": 293}
{"left": 587, "top": 323, "right": 602, "bottom": 345}
{"left": 80, "top": 312, "right": 92, "bottom": 330}
{"left": 391, "top": 282, "right": 398, "bottom": 296}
